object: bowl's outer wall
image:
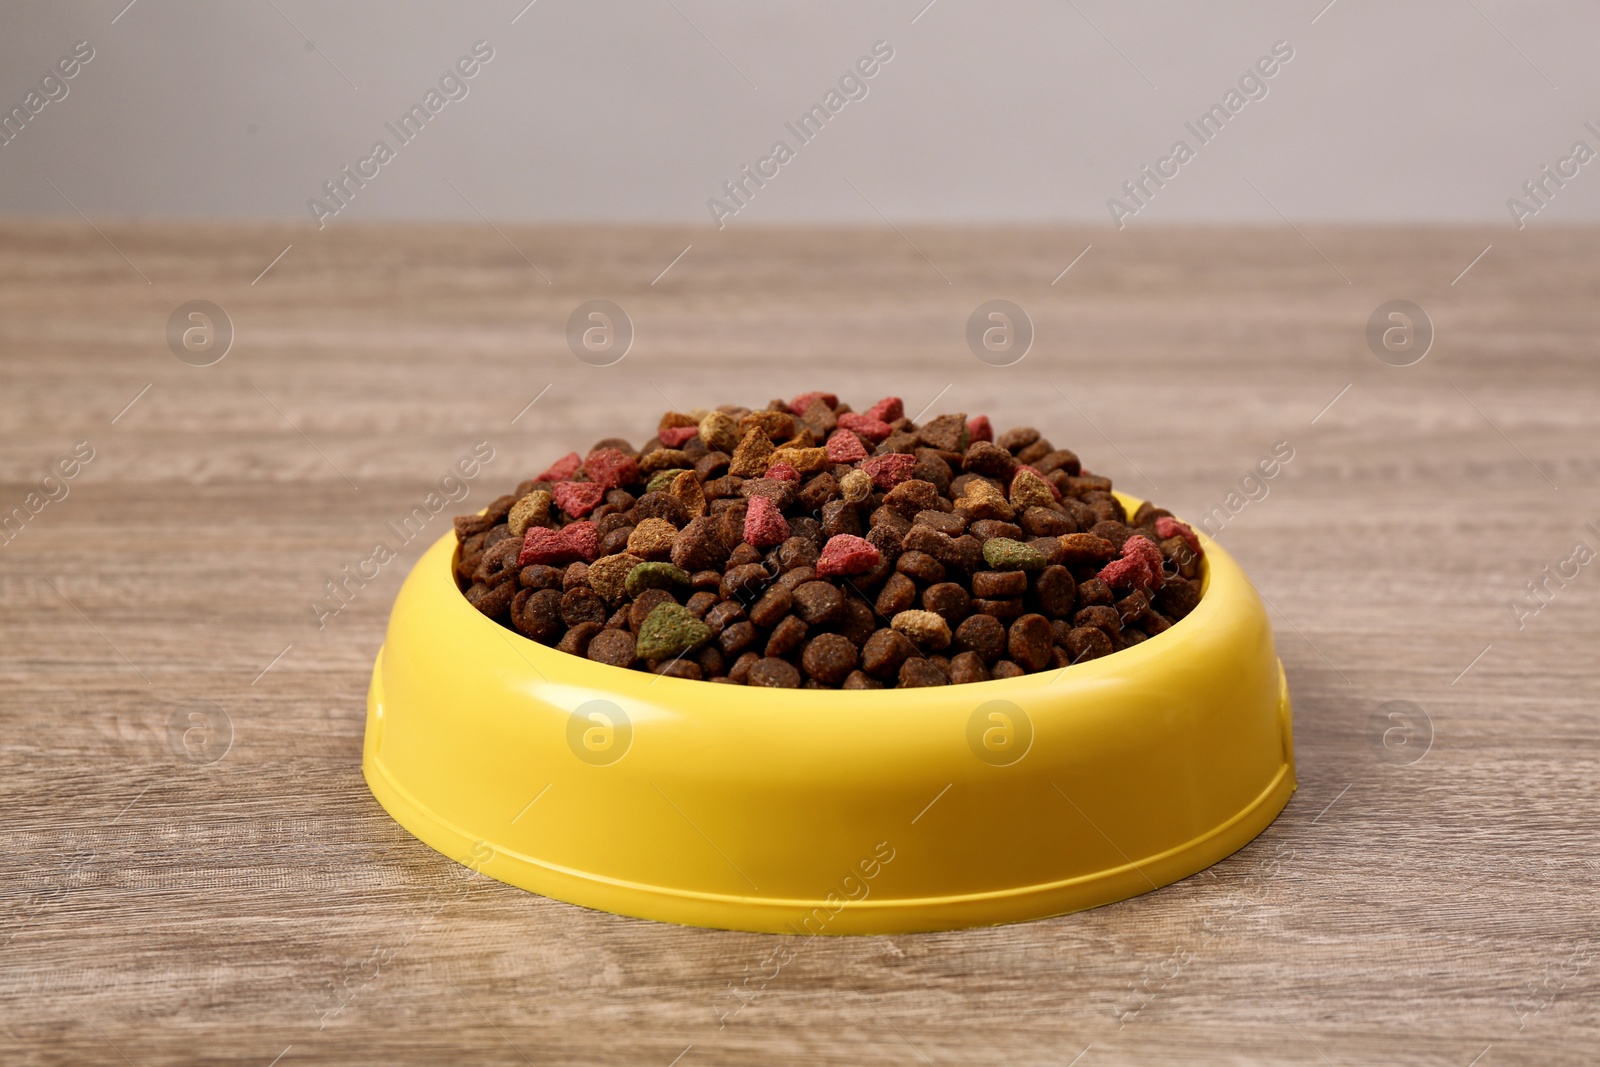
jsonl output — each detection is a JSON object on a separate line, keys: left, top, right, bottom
{"left": 363, "top": 499, "right": 1296, "bottom": 934}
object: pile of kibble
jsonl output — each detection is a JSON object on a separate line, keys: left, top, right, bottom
{"left": 453, "top": 393, "right": 1204, "bottom": 688}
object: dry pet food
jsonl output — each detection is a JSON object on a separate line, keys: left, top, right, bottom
{"left": 454, "top": 394, "right": 1205, "bottom": 688}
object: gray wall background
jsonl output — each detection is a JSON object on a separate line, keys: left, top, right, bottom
{"left": 1, "top": 1, "right": 1597, "bottom": 225}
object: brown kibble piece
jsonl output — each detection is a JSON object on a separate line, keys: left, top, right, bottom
{"left": 898, "top": 658, "right": 949, "bottom": 687}
{"left": 634, "top": 491, "right": 689, "bottom": 528}
{"left": 996, "top": 426, "right": 1040, "bottom": 453}
{"left": 973, "top": 597, "right": 1025, "bottom": 621}
{"left": 777, "top": 565, "right": 817, "bottom": 592}
{"left": 511, "top": 588, "right": 563, "bottom": 642}
{"left": 1076, "top": 577, "right": 1113, "bottom": 607}
{"left": 971, "top": 570, "right": 1027, "bottom": 598}
{"left": 962, "top": 440, "right": 1016, "bottom": 478}
{"left": 914, "top": 509, "right": 967, "bottom": 536}
{"left": 896, "top": 550, "right": 945, "bottom": 583}
{"left": 1064, "top": 626, "right": 1114, "bottom": 662}
{"left": 649, "top": 659, "right": 702, "bottom": 680}
{"left": 1059, "top": 533, "right": 1116, "bottom": 566}
{"left": 820, "top": 499, "right": 861, "bottom": 538}
{"left": 1019, "top": 506, "right": 1076, "bottom": 537}
{"left": 1007, "top": 613, "right": 1054, "bottom": 671}
{"left": 947, "top": 650, "right": 989, "bottom": 685}
{"left": 728, "top": 650, "right": 759, "bottom": 683}
{"left": 921, "top": 581, "right": 971, "bottom": 625}
{"left": 953, "top": 613, "right": 1007, "bottom": 662}
{"left": 801, "top": 633, "right": 858, "bottom": 685}
{"left": 1155, "top": 576, "right": 1201, "bottom": 619}
{"left": 792, "top": 581, "right": 844, "bottom": 625}
{"left": 1140, "top": 609, "right": 1175, "bottom": 636}
{"left": 1089, "top": 520, "right": 1134, "bottom": 552}
{"left": 586, "top": 627, "right": 637, "bottom": 667}
{"left": 671, "top": 515, "right": 730, "bottom": 572}
{"left": 560, "top": 587, "right": 609, "bottom": 627}
{"left": 721, "top": 562, "right": 771, "bottom": 603}
{"left": 883, "top": 479, "right": 941, "bottom": 518}
{"left": 966, "top": 520, "right": 1023, "bottom": 545}
{"left": 519, "top": 563, "right": 562, "bottom": 590}
{"left": 1075, "top": 605, "right": 1123, "bottom": 633}
{"left": 861, "top": 628, "right": 916, "bottom": 679}
{"left": 748, "top": 657, "right": 802, "bottom": 688}
{"left": 629, "top": 588, "right": 677, "bottom": 632}
{"left": 875, "top": 572, "right": 917, "bottom": 617}
{"left": 917, "top": 413, "right": 967, "bottom": 452}
{"left": 696, "top": 644, "right": 726, "bottom": 677}
{"left": 765, "top": 615, "right": 808, "bottom": 657}
{"left": 704, "top": 599, "right": 746, "bottom": 635}
{"left": 600, "top": 527, "right": 633, "bottom": 557}
{"left": 833, "top": 598, "right": 877, "bottom": 646}
{"left": 1035, "top": 449, "right": 1080, "bottom": 476}
{"left": 718, "top": 620, "right": 760, "bottom": 656}
{"left": 774, "top": 536, "right": 819, "bottom": 572}
{"left": 466, "top": 580, "right": 516, "bottom": 618}
{"left": 557, "top": 621, "right": 603, "bottom": 656}
{"left": 1034, "top": 565, "right": 1078, "bottom": 617}
{"left": 749, "top": 585, "right": 794, "bottom": 628}
{"left": 841, "top": 670, "right": 883, "bottom": 690}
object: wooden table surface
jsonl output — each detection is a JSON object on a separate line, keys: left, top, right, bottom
{"left": 2, "top": 221, "right": 1596, "bottom": 1066}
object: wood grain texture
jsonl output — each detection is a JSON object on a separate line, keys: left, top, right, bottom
{"left": 1, "top": 222, "right": 1597, "bottom": 1066}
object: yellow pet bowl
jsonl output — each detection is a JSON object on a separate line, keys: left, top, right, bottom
{"left": 363, "top": 494, "right": 1295, "bottom": 934}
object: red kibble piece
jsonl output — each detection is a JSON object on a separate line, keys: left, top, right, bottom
{"left": 1155, "top": 516, "right": 1202, "bottom": 558}
{"left": 553, "top": 480, "right": 606, "bottom": 518}
{"left": 1125, "top": 534, "right": 1164, "bottom": 584}
{"left": 967, "top": 415, "right": 993, "bottom": 443}
{"left": 1097, "top": 554, "right": 1143, "bottom": 590}
{"left": 517, "top": 522, "right": 597, "bottom": 566}
{"left": 561, "top": 521, "right": 600, "bottom": 563}
{"left": 536, "top": 451, "right": 582, "bottom": 483}
{"left": 825, "top": 429, "right": 868, "bottom": 464}
{"left": 582, "top": 448, "right": 639, "bottom": 490}
{"left": 837, "top": 412, "right": 893, "bottom": 442}
{"left": 657, "top": 425, "right": 699, "bottom": 448}
{"left": 859, "top": 452, "right": 917, "bottom": 490}
{"left": 816, "top": 534, "right": 881, "bottom": 577}
{"left": 517, "top": 527, "right": 572, "bottom": 566}
{"left": 763, "top": 462, "right": 801, "bottom": 483}
{"left": 744, "top": 494, "right": 791, "bottom": 548}
{"left": 1097, "top": 534, "right": 1164, "bottom": 593}
{"left": 789, "top": 391, "right": 838, "bottom": 414}
{"left": 865, "top": 396, "right": 904, "bottom": 423}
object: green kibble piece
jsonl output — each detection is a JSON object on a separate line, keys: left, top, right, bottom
{"left": 636, "top": 603, "right": 712, "bottom": 660}
{"left": 625, "top": 561, "right": 691, "bottom": 597}
{"left": 982, "top": 537, "right": 1046, "bottom": 572}
{"left": 647, "top": 468, "right": 693, "bottom": 494}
